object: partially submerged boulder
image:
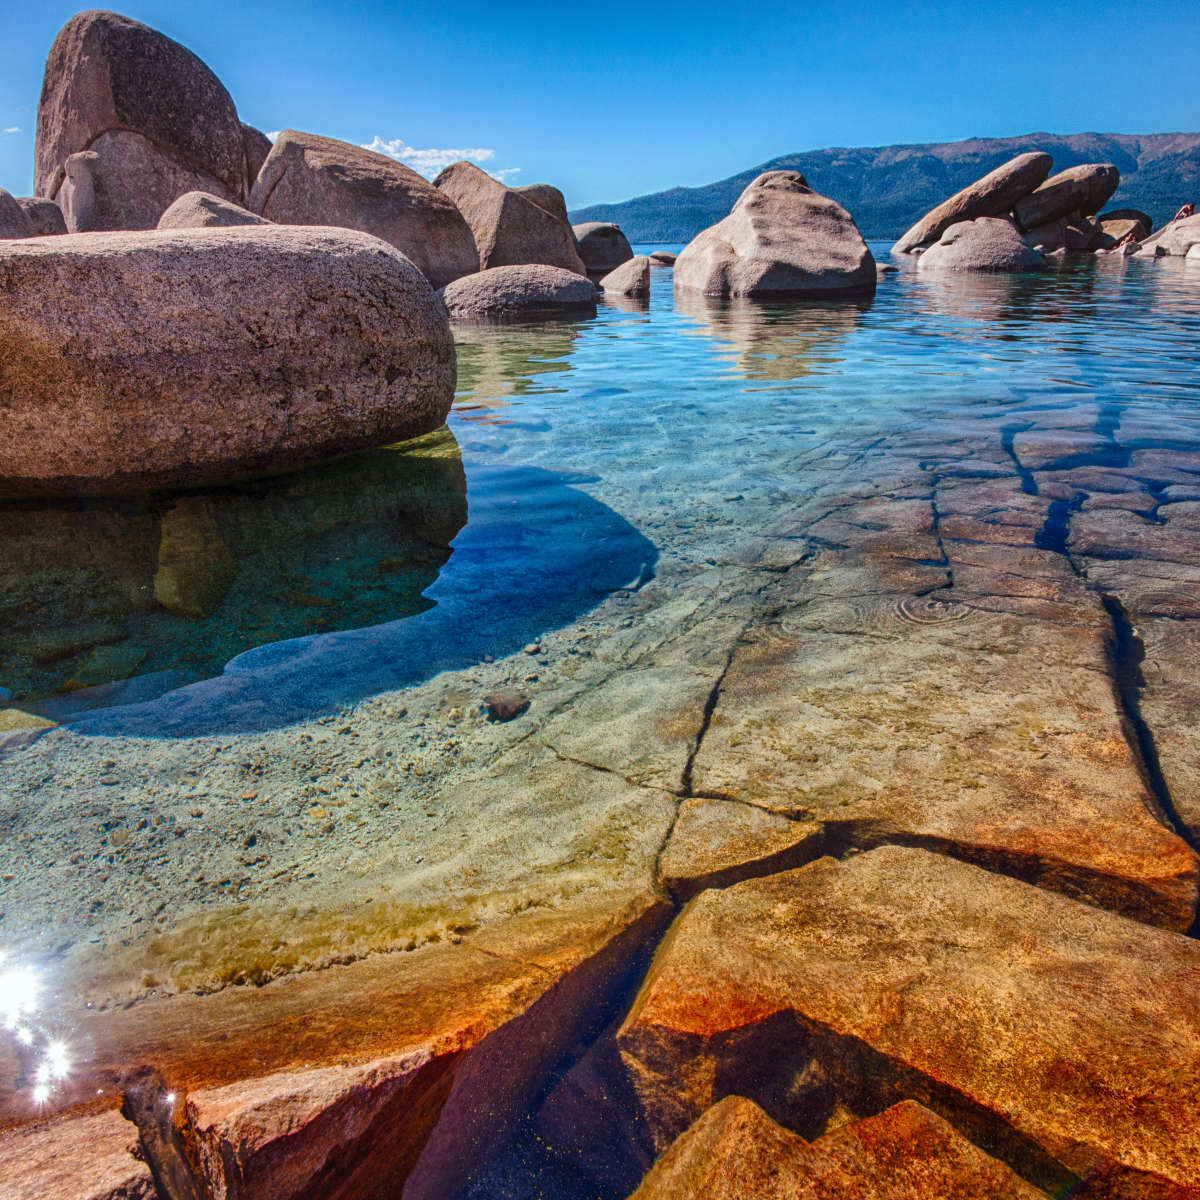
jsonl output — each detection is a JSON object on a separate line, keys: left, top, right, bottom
{"left": 573, "top": 221, "right": 634, "bottom": 274}
{"left": 649, "top": 250, "right": 676, "bottom": 265}
{"left": 435, "top": 160, "right": 587, "bottom": 275}
{"left": 892, "top": 152, "right": 1053, "bottom": 254}
{"left": 1140, "top": 213, "right": 1200, "bottom": 256}
{"left": 0, "top": 187, "right": 33, "bottom": 239}
{"left": 0, "top": 226, "right": 455, "bottom": 494}
{"left": 157, "top": 190, "right": 269, "bottom": 229}
{"left": 250, "top": 131, "right": 479, "bottom": 288}
{"left": 600, "top": 254, "right": 650, "bottom": 297}
{"left": 15, "top": 196, "right": 67, "bottom": 236}
{"left": 918, "top": 217, "right": 1047, "bottom": 272}
{"left": 439, "top": 264, "right": 597, "bottom": 321}
{"left": 35, "top": 10, "right": 246, "bottom": 225}
{"left": 1014, "top": 164, "right": 1120, "bottom": 230}
{"left": 674, "top": 171, "right": 876, "bottom": 298}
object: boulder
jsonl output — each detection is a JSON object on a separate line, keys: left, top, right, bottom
{"left": 649, "top": 250, "right": 676, "bottom": 265}
{"left": 1100, "top": 206, "right": 1152, "bottom": 232}
{"left": 674, "top": 171, "right": 876, "bottom": 298}
{"left": 892, "top": 152, "right": 1053, "bottom": 254}
{"left": 600, "top": 254, "right": 651, "bottom": 297}
{"left": 435, "top": 160, "right": 587, "bottom": 275}
{"left": 1020, "top": 217, "right": 1066, "bottom": 254}
{"left": 240, "top": 122, "right": 272, "bottom": 190}
{"left": 1140, "top": 213, "right": 1200, "bottom": 256}
{"left": 605, "top": 847, "right": 1200, "bottom": 1196}
{"left": 1190, "top": 243, "right": 1200, "bottom": 262}
{"left": 0, "top": 226, "right": 455, "bottom": 494}
{"left": 918, "top": 217, "right": 1046, "bottom": 272}
{"left": 1063, "top": 214, "right": 1102, "bottom": 252}
{"left": 573, "top": 221, "right": 634, "bottom": 273}
{"left": 0, "top": 187, "right": 33, "bottom": 239}
{"left": 56, "top": 130, "right": 237, "bottom": 232}
{"left": 157, "top": 190, "right": 270, "bottom": 229}
{"left": 1094, "top": 217, "right": 1147, "bottom": 249}
{"left": 153, "top": 498, "right": 236, "bottom": 618}
{"left": 35, "top": 11, "right": 246, "bottom": 219}
{"left": 438, "top": 264, "right": 597, "bottom": 321}
{"left": 1013, "top": 164, "right": 1120, "bottom": 230}
{"left": 250, "top": 131, "right": 479, "bottom": 289}
{"left": 14, "top": 196, "right": 66, "bottom": 236}
{"left": 515, "top": 182, "right": 571, "bottom": 226}
{"left": 631, "top": 1097, "right": 1046, "bottom": 1199}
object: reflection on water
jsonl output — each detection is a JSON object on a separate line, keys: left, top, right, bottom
{"left": 0, "top": 430, "right": 467, "bottom": 714}
{"left": 675, "top": 292, "right": 871, "bottom": 381}
{"left": 453, "top": 323, "right": 580, "bottom": 419}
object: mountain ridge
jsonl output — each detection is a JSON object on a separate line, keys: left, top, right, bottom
{"left": 568, "top": 132, "right": 1200, "bottom": 242}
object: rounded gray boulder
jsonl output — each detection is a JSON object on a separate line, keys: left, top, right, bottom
{"left": 0, "top": 226, "right": 455, "bottom": 494}
{"left": 600, "top": 255, "right": 651, "bottom": 297}
{"left": 0, "top": 188, "right": 33, "bottom": 239}
{"left": 1014, "top": 164, "right": 1120, "bottom": 230}
{"left": 15, "top": 197, "right": 67, "bottom": 237}
{"left": 157, "top": 191, "right": 270, "bottom": 229}
{"left": 439, "top": 265, "right": 598, "bottom": 321}
{"left": 573, "top": 222, "right": 634, "bottom": 274}
{"left": 918, "top": 217, "right": 1047, "bottom": 272}
{"left": 674, "top": 171, "right": 876, "bottom": 298}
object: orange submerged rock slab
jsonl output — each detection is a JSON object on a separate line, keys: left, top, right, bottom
{"left": 607, "top": 848, "right": 1200, "bottom": 1197}
{"left": 630, "top": 1096, "right": 1048, "bottom": 1199}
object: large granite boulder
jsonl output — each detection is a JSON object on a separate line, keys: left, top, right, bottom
{"left": 516, "top": 182, "right": 571, "bottom": 226}
{"left": 0, "top": 226, "right": 455, "bottom": 494}
{"left": 15, "top": 196, "right": 67, "bottom": 236}
{"left": 1014, "top": 164, "right": 1120, "bottom": 230}
{"left": 1099, "top": 207, "right": 1152, "bottom": 235}
{"left": 1140, "top": 213, "right": 1200, "bottom": 256}
{"left": 573, "top": 221, "right": 634, "bottom": 273}
{"left": 439, "top": 264, "right": 597, "bottom": 321}
{"left": 249, "top": 131, "right": 478, "bottom": 288}
{"left": 918, "top": 217, "right": 1047, "bottom": 272}
{"left": 157, "top": 190, "right": 269, "bottom": 229}
{"left": 0, "top": 187, "right": 33, "bottom": 239}
{"left": 434, "top": 160, "right": 587, "bottom": 275}
{"left": 600, "top": 254, "right": 650, "bottom": 297}
{"left": 892, "top": 152, "right": 1053, "bottom": 254}
{"left": 674, "top": 171, "right": 876, "bottom": 297}
{"left": 35, "top": 11, "right": 246, "bottom": 227}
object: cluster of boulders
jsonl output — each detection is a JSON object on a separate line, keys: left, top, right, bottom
{"left": 893, "top": 151, "right": 1199, "bottom": 270}
{"left": 0, "top": 10, "right": 655, "bottom": 493}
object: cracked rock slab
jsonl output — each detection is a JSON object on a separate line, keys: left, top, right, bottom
{"left": 630, "top": 1096, "right": 1048, "bottom": 1199}
{"left": 611, "top": 847, "right": 1200, "bottom": 1197}
{"left": 689, "top": 578, "right": 1198, "bottom": 929}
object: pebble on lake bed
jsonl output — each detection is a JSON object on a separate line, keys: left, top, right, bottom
{"left": 481, "top": 689, "right": 531, "bottom": 722}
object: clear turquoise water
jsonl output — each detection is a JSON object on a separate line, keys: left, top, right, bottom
{"left": 3, "top": 244, "right": 1200, "bottom": 737}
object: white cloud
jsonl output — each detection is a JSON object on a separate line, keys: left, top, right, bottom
{"left": 361, "top": 135, "right": 518, "bottom": 183}
{"left": 266, "top": 131, "right": 280, "bottom": 143}
{"left": 3, "top": 127, "right": 20, "bottom": 135}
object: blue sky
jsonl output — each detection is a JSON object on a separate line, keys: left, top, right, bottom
{"left": 1, "top": 1, "right": 1197, "bottom": 209}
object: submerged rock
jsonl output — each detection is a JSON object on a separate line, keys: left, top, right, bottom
{"left": 157, "top": 190, "right": 269, "bottom": 229}
{"left": 918, "top": 217, "right": 1047, "bottom": 272}
{"left": 435, "top": 160, "right": 586, "bottom": 275}
{"left": 154, "top": 498, "right": 236, "bottom": 619}
{"left": 600, "top": 254, "right": 651, "bottom": 297}
{"left": 573, "top": 221, "right": 634, "bottom": 273}
{"left": 439, "top": 264, "right": 597, "bottom": 320}
{"left": 591, "top": 847, "right": 1200, "bottom": 1196}
{"left": 251, "top": 131, "right": 479, "bottom": 288}
{"left": 0, "top": 226, "right": 455, "bottom": 493}
{"left": 892, "top": 152, "right": 1052, "bottom": 254}
{"left": 481, "top": 689, "right": 530, "bottom": 722}
{"left": 674, "top": 171, "right": 876, "bottom": 298}
{"left": 35, "top": 10, "right": 246, "bottom": 226}
{"left": 632, "top": 1096, "right": 1045, "bottom": 1199}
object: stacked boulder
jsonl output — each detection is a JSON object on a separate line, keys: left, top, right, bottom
{"left": 674, "top": 170, "right": 876, "bottom": 298}
{"left": 894, "top": 152, "right": 1131, "bottom": 270}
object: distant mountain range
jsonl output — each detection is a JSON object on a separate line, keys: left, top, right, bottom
{"left": 569, "top": 132, "right": 1200, "bottom": 243}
